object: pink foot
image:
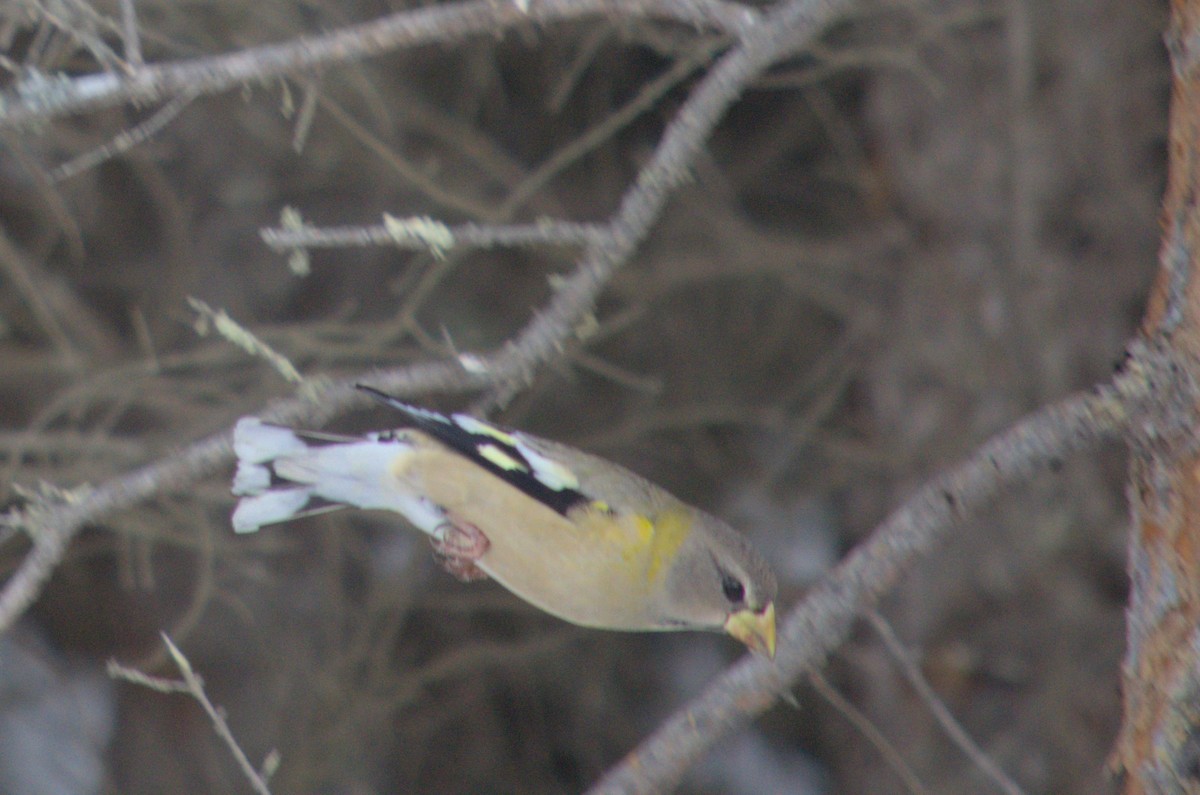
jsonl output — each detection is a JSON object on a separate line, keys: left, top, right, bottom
{"left": 431, "top": 518, "right": 490, "bottom": 583}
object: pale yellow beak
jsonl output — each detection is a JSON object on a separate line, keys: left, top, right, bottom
{"left": 724, "top": 602, "right": 776, "bottom": 658}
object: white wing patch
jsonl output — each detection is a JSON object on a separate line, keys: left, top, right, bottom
{"left": 513, "top": 436, "right": 580, "bottom": 492}
{"left": 477, "top": 443, "right": 525, "bottom": 472}
{"left": 454, "top": 414, "right": 518, "bottom": 446}
{"left": 443, "top": 413, "right": 582, "bottom": 493}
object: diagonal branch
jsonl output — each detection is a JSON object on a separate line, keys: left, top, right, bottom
{"left": 0, "top": 0, "right": 761, "bottom": 128}
{"left": 587, "top": 376, "right": 1139, "bottom": 794}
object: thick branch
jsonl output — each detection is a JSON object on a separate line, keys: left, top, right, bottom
{"left": 1114, "top": 1, "right": 1200, "bottom": 790}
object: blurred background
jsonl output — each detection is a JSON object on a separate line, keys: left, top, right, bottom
{"left": 0, "top": 0, "right": 1166, "bottom": 792}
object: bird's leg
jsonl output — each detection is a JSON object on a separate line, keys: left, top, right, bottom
{"left": 431, "top": 516, "right": 490, "bottom": 582}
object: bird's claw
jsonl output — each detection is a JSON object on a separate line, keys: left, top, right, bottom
{"left": 431, "top": 518, "right": 490, "bottom": 582}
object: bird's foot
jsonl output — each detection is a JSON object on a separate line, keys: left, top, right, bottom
{"left": 431, "top": 518, "right": 490, "bottom": 582}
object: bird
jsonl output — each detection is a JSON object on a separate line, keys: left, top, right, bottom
{"left": 231, "top": 385, "right": 777, "bottom": 656}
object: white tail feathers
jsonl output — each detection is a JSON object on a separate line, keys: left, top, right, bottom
{"left": 231, "top": 418, "right": 304, "bottom": 532}
{"left": 232, "top": 487, "right": 313, "bottom": 533}
{"left": 234, "top": 418, "right": 308, "bottom": 464}
{"left": 230, "top": 417, "right": 447, "bottom": 536}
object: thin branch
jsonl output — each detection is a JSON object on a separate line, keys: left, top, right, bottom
{"left": 809, "top": 670, "right": 929, "bottom": 795}
{"left": 0, "top": 0, "right": 762, "bottom": 128}
{"left": 260, "top": 217, "right": 606, "bottom": 253}
{"left": 107, "top": 658, "right": 191, "bottom": 694}
{"left": 867, "top": 611, "right": 1027, "bottom": 795}
{"left": 0, "top": 225, "right": 80, "bottom": 366}
{"left": 313, "top": 94, "right": 503, "bottom": 220}
{"left": 495, "top": 34, "right": 727, "bottom": 218}
{"left": 587, "top": 378, "right": 1136, "bottom": 794}
{"left": 110, "top": 635, "right": 276, "bottom": 795}
{"left": 117, "top": 0, "right": 142, "bottom": 70}
{"left": 50, "top": 90, "right": 195, "bottom": 182}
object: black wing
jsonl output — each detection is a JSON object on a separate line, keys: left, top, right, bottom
{"left": 357, "top": 385, "right": 589, "bottom": 516}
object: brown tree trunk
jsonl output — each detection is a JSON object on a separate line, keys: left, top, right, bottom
{"left": 1117, "top": 3, "right": 1200, "bottom": 791}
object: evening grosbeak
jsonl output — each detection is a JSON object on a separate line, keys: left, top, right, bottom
{"left": 232, "top": 386, "right": 777, "bottom": 656}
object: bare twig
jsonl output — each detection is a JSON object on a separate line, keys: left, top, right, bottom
{"left": 0, "top": 226, "right": 80, "bottom": 366}
{"left": 117, "top": 0, "right": 142, "bottom": 69}
{"left": 0, "top": 0, "right": 762, "bottom": 128}
{"left": 50, "top": 90, "right": 195, "bottom": 182}
{"left": 107, "top": 657, "right": 191, "bottom": 694}
{"left": 110, "top": 635, "right": 277, "bottom": 795}
{"left": 809, "top": 670, "right": 928, "bottom": 795}
{"left": 0, "top": 227, "right": 121, "bottom": 362}
{"left": 313, "top": 95, "right": 504, "bottom": 220}
{"left": 187, "top": 298, "right": 304, "bottom": 384}
{"left": 867, "top": 611, "right": 1027, "bottom": 795}
{"left": 495, "top": 34, "right": 727, "bottom": 218}
{"left": 261, "top": 217, "right": 606, "bottom": 253}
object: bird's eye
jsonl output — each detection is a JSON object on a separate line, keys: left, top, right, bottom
{"left": 721, "top": 573, "right": 745, "bottom": 604}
